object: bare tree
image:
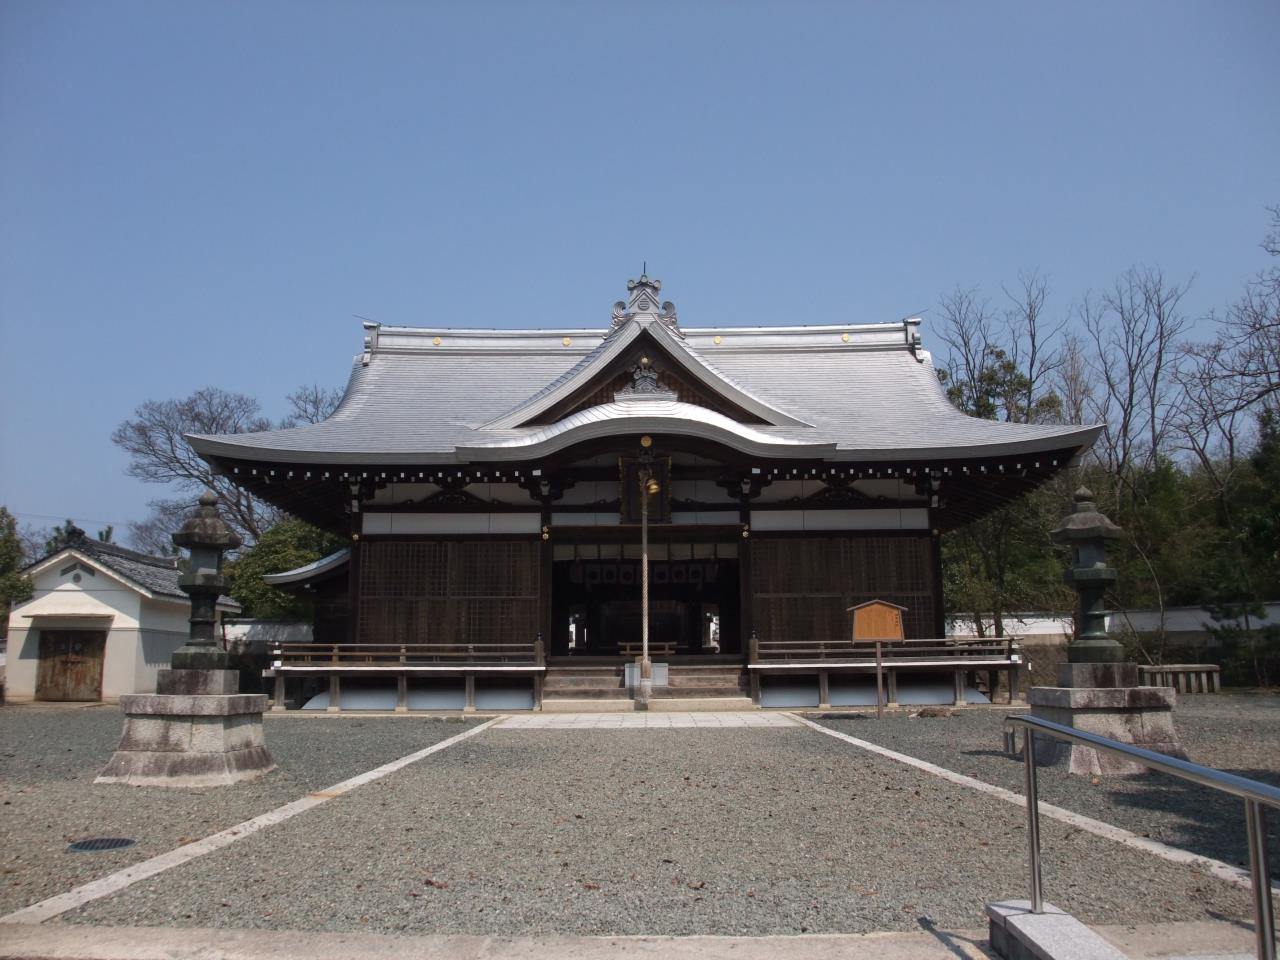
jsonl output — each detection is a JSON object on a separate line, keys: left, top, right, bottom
{"left": 126, "top": 499, "right": 190, "bottom": 556}
{"left": 1003, "top": 270, "right": 1067, "bottom": 424}
{"left": 112, "top": 387, "right": 282, "bottom": 546}
{"left": 1055, "top": 333, "right": 1096, "bottom": 429}
{"left": 1080, "top": 267, "right": 1192, "bottom": 499}
{"left": 1184, "top": 206, "right": 1280, "bottom": 419}
{"left": 936, "top": 286, "right": 995, "bottom": 415}
{"left": 281, "top": 384, "right": 344, "bottom": 427}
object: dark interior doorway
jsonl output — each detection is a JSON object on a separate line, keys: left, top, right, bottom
{"left": 550, "top": 543, "right": 740, "bottom": 657}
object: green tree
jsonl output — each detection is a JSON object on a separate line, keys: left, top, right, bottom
{"left": 43, "top": 520, "right": 86, "bottom": 555}
{"left": 228, "top": 520, "right": 344, "bottom": 620}
{"left": 0, "top": 507, "right": 35, "bottom": 610}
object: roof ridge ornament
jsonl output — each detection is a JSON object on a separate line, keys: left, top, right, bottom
{"left": 615, "top": 355, "right": 678, "bottom": 402}
{"left": 610, "top": 274, "right": 681, "bottom": 337}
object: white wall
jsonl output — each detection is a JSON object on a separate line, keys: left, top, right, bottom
{"left": 5, "top": 553, "right": 145, "bottom": 701}
{"left": 3, "top": 553, "right": 237, "bottom": 701}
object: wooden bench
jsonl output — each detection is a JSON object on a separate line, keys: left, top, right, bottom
{"left": 1139, "top": 663, "right": 1221, "bottom": 693}
{"left": 266, "top": 640, "right": 546, "bottom": 712}
{"left": 747, "top": 634, "right": 1023, "bottom": 708}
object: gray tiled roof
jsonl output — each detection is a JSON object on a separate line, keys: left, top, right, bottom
{"left": 36, "top": 538, "right": 240, "bottom": 610}
{"left": 188, "top": 314, "right": 1101, "bottom": 465}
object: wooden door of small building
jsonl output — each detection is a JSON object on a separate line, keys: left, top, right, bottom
{"left": 36, "top": 630, "right": 107, "bottom": 701}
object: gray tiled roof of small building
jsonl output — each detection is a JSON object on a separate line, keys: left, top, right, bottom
{"left": 187, "top": 317, "right": 1100, "bottom": 464}
{"left": 36, "top": 538, "right": 239, "bottom": 609}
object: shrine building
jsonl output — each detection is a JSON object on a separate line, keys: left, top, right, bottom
{"left": 189, "top": 275, "right": 1100, "bottom": 711}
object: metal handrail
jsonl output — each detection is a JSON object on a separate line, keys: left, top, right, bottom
{"left": 1004, "top": 715, "right": 1278, "bottom": 960}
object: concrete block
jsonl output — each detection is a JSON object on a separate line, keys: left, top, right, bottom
{"left": 987, "top": 900, "right": 1125, "bottom": 960}
{"left": 119, "top": 693, "right": 270, "bottom": 716}
{"left": 1028, "top": 686, "right": 1175, "bottom": 710}
{"left": 541, "top": 699, "right": 634, "bottom": 713}
{"left": 118, "top": 715, "right": 191, "bottom": 753}
{"left": 649, "top": 697, "right": 755, "bottom": 712}
{"left": 1055, "top": 663, "right": 1139, "bottom": 689}
{"left": 156, "top": 669, "right": 240, "bottom": 695}
{"left": 96, "top": 745, "right": 274, "bottom": 787}
{"left": 100, "top": 681, "right": 273, "bottom": 788}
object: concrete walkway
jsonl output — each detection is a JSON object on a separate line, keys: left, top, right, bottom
{"left": 0, "top": 920, "right": 1260, "bottom": 959}
{"left": 499, "top": 711, "right": 797, "bottom": 729}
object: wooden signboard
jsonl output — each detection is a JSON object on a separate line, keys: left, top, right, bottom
{"left": 847, "top": 600, "right": 907, "bottom": 719}
{"left": 849, "top": 599, "right": 906, "bottom": 642}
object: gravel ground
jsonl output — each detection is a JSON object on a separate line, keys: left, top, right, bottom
{"left": 0, "top": 704, "right": 479, "bottom": 916}
{"left": 811, "top": 692, "right": 1280, "bottom": 880}
{"left": 62, "top": 725, "right": 1253, "bottom": 936}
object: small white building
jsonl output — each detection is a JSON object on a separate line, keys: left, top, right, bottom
{"left": 4, "top": 536, "right": 238, "bottom": 703}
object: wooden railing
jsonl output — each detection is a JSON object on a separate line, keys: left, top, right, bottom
{"left": 746, "top": 634, "right": 1024, "bottom": 710}
{"left": 1139, "top": 663, "right": 1221, "bottom": 693}
{"left": 749, "top": 635, "right": 1021, "bottom": 664}
{"left": 274, "top": 640, "right": 545, "bottom": 668}
{"left": 616, "top": 640, "right": 677, "bottom": 658}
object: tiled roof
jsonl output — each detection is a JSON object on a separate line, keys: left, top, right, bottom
{"left": 31, "top": 538, "right": 240, "bottom": 610}
{"left": 187, "top": 309, "right": 1101, "bottom": 466}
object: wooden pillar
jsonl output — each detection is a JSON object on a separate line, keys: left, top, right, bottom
{"left": 539, "top": 507, "right": 553, "bottom": 650}
{"left": 929, "top": 525, "right": 945, "bottom": 639}
{"left": 886, "top": 669, "right": 898, "bottom": 705}
{"left": 396, "top": 673, "right": 408, "bottom": 713}
{"left": 818, "top": 670, "right": 830, "bottom": 709}
{"left": 328, "top": 674, "right": 341, "bottom": 713}
{"left": 272, "top": 672, "right": 286, "bottom": 712}
{"left": 533, "top": 672, "right": 543, "bottom": 711}
{"left": 987, "top": 668, "right": 998, "bottom": 704}
{"left": 346, "top": 525, "right": 362, "bottom": 646}
{"left": 464, "top": 674, "right": 476, "bottom": 713}
{"left": 1009, "top": 663, "right": 1021, "bottom": 703}
{"left": 749, "top": 671, "right": 761, "bottom": 705}
{"left": 738, "top": 504, "right": 753, "bottom": 662}
{"left": 952, "top": 669, "right": 964, "bottom": 706}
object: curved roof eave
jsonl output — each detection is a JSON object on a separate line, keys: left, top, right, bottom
{"left": 262, "top": 547, "right": 351, "bottom": 585}
{"left": 830, "top": 424, "right": 1104, "bottom": 463}
{"left": 458, "top": 399, "right": 836, "bottom": 462}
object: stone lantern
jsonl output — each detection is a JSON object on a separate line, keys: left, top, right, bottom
{"left": 1050, "top": 487, "right": 1124, "bottom": 664}
{"left": 171, "top": 491, "right": 242, "bottom": 670}
{"left": 1027, "top": 487, "right": 1186, "bottom": 774}
{"left": 97, "top": 492, "right": 274, "bottom": 787}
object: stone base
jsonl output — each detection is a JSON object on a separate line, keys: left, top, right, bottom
{"left": 987, "top": 900, "right": 1125, "bottom": 960}
{"left": 1027, "top": 684, "right": 1186, "bottom": 775}
{"left": 96, "top": 670, "right": 274, "bottom": 788}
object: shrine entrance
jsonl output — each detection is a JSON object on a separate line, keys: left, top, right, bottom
{"left": 549, "top": 540, "right": 741, "bottom": 658}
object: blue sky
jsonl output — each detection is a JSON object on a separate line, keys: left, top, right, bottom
{"left": 2, "top": 1, "right": 1277, "bottom": 539}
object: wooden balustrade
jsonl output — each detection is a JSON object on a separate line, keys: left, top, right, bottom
{"left": 275, "top": 641, "right": 544, "bottom": 668}
{"left": 1139, "top": 663, "right": 1221, "bottom": 693}
{"left": 747, "top": 635, "right": 1024, "bottom": 707}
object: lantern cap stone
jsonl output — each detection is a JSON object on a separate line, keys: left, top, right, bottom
{"left": 172, "top": 491, "right": 243, "bottom": 551}
{"left": 1050, "top": 486, "right": 1123, "bottom": 543}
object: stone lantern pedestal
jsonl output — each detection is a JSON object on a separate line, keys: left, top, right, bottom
{"left": 1026, "top": 488, "right": 1186, "bottom": 775}
{"left": 97, "top": 493, "right": 274, "bottom": 788}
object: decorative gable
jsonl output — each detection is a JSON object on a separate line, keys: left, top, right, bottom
{"left": 528, "top": 333, "right": 769, "bottom": 425}
{"left": 482, "top": 276, "right": 812, "bottom": 432}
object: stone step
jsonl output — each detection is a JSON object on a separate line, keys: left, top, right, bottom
{"left": 660, "top": 691, "right": 747, "bottom": 701}
{"left": 648, "top": 697, "right": 756, "bottom": 712}
{"left": 541, "top": 698, "right": 635, "bottom": 713}
{"left": 544, "top": 676, "right": 625, "bottom": 690}
{"left": 665, "top": 675, "right": 745, "bottom": 688}
{"left": 543, "top": 688, "right": 631, "bottom": 700}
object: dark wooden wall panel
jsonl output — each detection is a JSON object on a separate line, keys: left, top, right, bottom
{"left": 750, "top": 535, "right": 936, "bottom": 641}
{"left": 357, "top": 540, "right": 540, "bottom": 645}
